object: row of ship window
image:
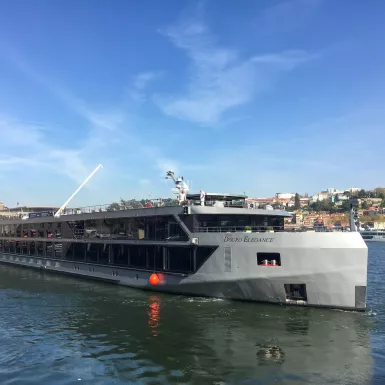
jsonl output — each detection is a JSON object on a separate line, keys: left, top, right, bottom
{"left": 0, "top": 241, "right": 215, "bottom": 274}
{"left": 0, "top": 214, "right": 286, "bottom": 240}
{"left": 0, "top": 216, "right": 188, "bottom": 241}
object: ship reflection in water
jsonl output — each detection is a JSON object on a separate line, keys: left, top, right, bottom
{"left": 0, "top": 260, "right": 381, "bottom": 385}
{"left": 147, "top": 295, "right": 161, "bottom": 337}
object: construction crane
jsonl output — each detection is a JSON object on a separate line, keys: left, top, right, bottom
{"left": 54, "top": 164, "right": 103, "bottom": 218}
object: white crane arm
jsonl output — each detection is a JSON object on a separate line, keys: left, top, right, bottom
{"left": 54, "top": 164, "right": 103, "bottom": 217}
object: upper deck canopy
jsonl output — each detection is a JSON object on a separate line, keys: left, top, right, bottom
{"left": 187, "top": 193, "right": 247, "bottom": 202}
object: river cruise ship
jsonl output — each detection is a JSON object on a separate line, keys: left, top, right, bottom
{"left": 0, "top": 171, "right": 368, "bottom": 311}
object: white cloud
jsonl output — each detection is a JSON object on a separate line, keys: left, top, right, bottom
{"left": 154, "top": 10, "right": 317, "bottom": 125}
{"left": 0, "top": 51, "right": 185, "bottom": 205}
{"left": 129, "top": 71, "right": 160, "bottom": 102}
{"left": 0, "top": 116, "right": 91, "bottom": 183}
{"left": 133, "top": 72, "right": 158, "bottom": 90}
{"left": 257, "top": 0, "right": 322, "bottom": 35}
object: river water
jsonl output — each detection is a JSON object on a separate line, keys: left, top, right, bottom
{"left": 0, "top": 243, "right": 384, "bottom": 385}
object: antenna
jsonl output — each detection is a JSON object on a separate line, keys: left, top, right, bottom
{"left": 54, "top": 164, "right": 103, "bottom": 218}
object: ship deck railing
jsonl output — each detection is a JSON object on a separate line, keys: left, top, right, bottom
{"left": 193, "top": 225, "right": 333, "bottom": 233}
{"left": 0, "top": 225, "right": 336, "bottom": 240}
{"left": 0, "top": 199, "right": 265, "bottom": 220}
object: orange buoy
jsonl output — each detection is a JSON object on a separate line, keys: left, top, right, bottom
{"left": 149, "top": 273, "right": 160, "bottom": 285}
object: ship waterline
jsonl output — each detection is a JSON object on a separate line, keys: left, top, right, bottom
{"left": 0, "top": 199, "right": 368, "bottom": 311}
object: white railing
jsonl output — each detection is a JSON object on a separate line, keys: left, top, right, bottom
{"left": 193, "top": 225, "right": 330, "bottom": 233}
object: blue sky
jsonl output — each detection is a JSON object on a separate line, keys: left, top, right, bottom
{"left": 0, "top": 0, "right": 384, "bottom": 208}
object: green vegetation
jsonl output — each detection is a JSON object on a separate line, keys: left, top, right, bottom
{"left": 294, "top": 193, "right": 300, "bottom": 210}
{"left": 309, "top": 200, "right": 337, "bottom": 212}
{"left": 361, "top": 215, "right": 385, "bottom": 223}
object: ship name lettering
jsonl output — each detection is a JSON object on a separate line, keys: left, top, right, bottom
{"left": 224, "top": 235, "right": 274, "bottom": 243}
{"left": 243, "top": 236, "right": 274, "bottom": 243}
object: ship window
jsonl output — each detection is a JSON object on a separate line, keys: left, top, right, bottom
{"left": 195, "top": 215, "right": 282, "bottom": 232}
{"left": 99, "top": 244, "right": 110, "bottom": 264}
{"left": 112, "top": 244, "right": 129, "bottom": 266}
{"left": 54, "top": 243, "right": 62, "bottom": 259}
{"left": 46, "top": 243, "right": 53, "bottom": 257}
{"left": 129, "top": 245, "right": 146, "bottom": 268}
{"left": 22, "top": 242, "right": 28, "bottom": 254}
{"left": 168, "top": 221, "right": 188, "bottom": 241}
{"left": 73, "top": 243, "right": 85, "bottom": 261}
{"left": 63, "top": 243, "right": 75, "bottom": 260}
{"left": 88, "top": 216, "right": 188, "bottom": 242}
{"left": 167, "top": 247, "right": 193, "bottom": 273}
{"left": 257, "top": 252, "right": 281, "bottom": 266}
{"left": 268, "top": 217, "right": 284, "bottom": 231}
{"left": 154, "top": 246, "right": 164, "bottom": 270}
{"left": 16, "top": 225, "right": 22, "bottom": 238}
{"left": 86, "top": 243, "right": 99, "bottom": 263}
{"left": 29, "top": 242, "right": 36, "bottom": 256}
{"left": 36, "top": 242, "right": 44, "bottom": 257}
{"left": 284, "top": 284, "right": 307, "bottom": 301}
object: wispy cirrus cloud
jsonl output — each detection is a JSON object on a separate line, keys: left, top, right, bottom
{"left": 257, "top": 0, "right": 322, "bottom": 35}
{"left": 0, "top": 48, "right": 183, "bottom": 203}
{"left": 1, "top": 49, "right": 127, "bottom": 132}
{"left": 133, "top": 71, "right": 159, "bottom": 90}
{"left": 129, "top": 71, "right": 161, "bottom": 102}
{"left": 154, "top": 8, "right": 318, "bottom": 125}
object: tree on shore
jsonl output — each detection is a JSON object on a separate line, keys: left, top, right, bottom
{"left": 375, "top": 187, "right": 385, "bottom": 199}
{"left": 358, "top": 189, "right": 367, "bottom": 198}
{"left": 294, "top": 193, "right": 301, "bottom": 210}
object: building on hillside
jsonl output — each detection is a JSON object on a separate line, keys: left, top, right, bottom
{"left": 299, "top": 197, "right": 311, "bottom": 207}
{"left": 0, "top": 206, "right": 60, "bottom": 219}
{"left": 246, "top": 198, "right": 274, "bottom": 208}
{"left": 366, "top": 198, "right": 382, "bottom": 207}
{"left": 275, "top": 193, "right": 295, "bottom": 200}
{"left": 312, "top": 192, "right": 329, "bottom": 202}
{"left": 327, "top": 188, "right": 344, "bottom": 195}
{"left": 274, "top": 198, "right": 291, "bottom": 209}
{"left": 336, "top": 194, "right": 349, "bottom": 201}
{"left": 7, "top": 206, "right": 60, "bottom": 213}
{"left": 0, "top": 202, "right": 4, "bottom": 211}
{"left": 347, "top": 187, "right": 361, "bottom": 193}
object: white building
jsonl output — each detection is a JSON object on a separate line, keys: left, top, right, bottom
{"left": 312, "top": 192, "right": 329, "bottom": 202}
{"left": 327, "top": 188, "right": 344, "bottom": 195}
{"left": 275, "top": 193, "right": 295, "bottom": 199}
{"left": 347, "top": 187, "right": 361, "bottom": 193}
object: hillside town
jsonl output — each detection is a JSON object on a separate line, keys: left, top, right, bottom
{"left": 246, "top": 187, "right": 385, "bottom": 230}
{"left": 1, "top": 186, "right": 385, "bottom": 230}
